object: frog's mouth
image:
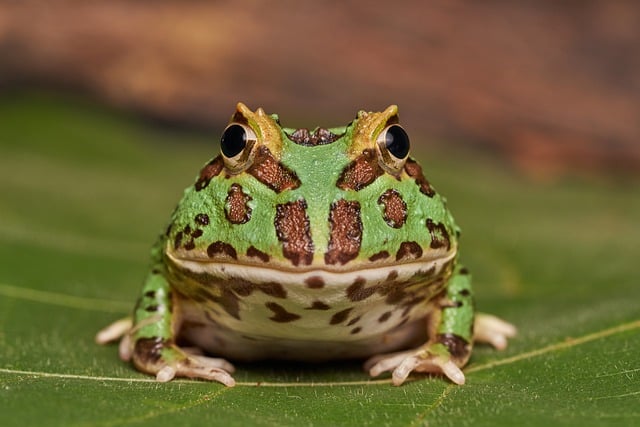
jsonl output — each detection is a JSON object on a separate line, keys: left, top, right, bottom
{"left": 165, "top": 249, "right": 456, "bottom": 289}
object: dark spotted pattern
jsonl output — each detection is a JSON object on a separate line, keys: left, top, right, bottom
{"left": 368, "top": 250, "right": 390, "bottom": 262}
{"left": 207, "top": 241, "right": 238, "bottom": 260}
{"left": 246, "top": 246, "right": 270, "bottom": 263}
{"left": 275, "top": 200, "right": 314, "bottom": 266}
{"left": 265, "top": 302, "right": 301, "bottom": 323}
{"left": 347, "top": 316, "right": 361, "bottom": 326}
{"left": 174, "top": 225, "right": 204, "bottom": 251}
{"left": 336, "top": 149, "right": 384, "bottom": 191}
{"left": 350, "top": 327, "right": 362, "bottom": 334}
{"left": 247, "top": 146, "right": 301, "bottom": 193}
{"left": 307, "top": 301, "right": 331, "bottom": 310}
{"left": 378, "top": 189, "right": 407, "bottom": 228}
{"left": 426, "top": 219, "right": 451, "bottom": 250}
{"left": 329, "top": 308, "right": 353, "bottom": 325}
{"left": 167, "top": 265, "right": 291, "bottom": 321}
{"left": 145, "top": 304, "right": 159, "bottom": 312}
{"left": 395, "top": 241, "right": 423, "bottom": 261}
{"left": 305, "top": 276, "right": 325, "bottom": 289}
{"left": 195, "top": 156, "right": 224, "bottom": 191}
{"left": 343, "top": 266, "right": 448, "bottom": 312}
{"left": 288, "top": 128, "right": 342, "bottom": 146}
{"left": 346, "top": 277, "right": 377, "bottom": 302}
{"left": 436, "top": 333, "right": 471, "bottom": 361}
{"left": 229, "top": 280, "right": 287, "bottom": 299}
{"left": 404, "top": 158, "right": 436, "bottom": 197}
{"left": 325, "top": 199, "right": 362, "bottom": 265}
{"left": 133, "top": 337, "right": 167, "bottom": 365}
{"left": 225, "top": 183, "right": 252, "bottom": 224}
{"left": 378, "top": 311, "right": 392, "bottom": 323}
{"left": 194, "top": 213, "right": 210, "bottom": 226}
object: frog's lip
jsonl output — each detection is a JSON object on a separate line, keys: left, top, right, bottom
{"left": 166, "top": 249, "right": 457, "bottom": 286}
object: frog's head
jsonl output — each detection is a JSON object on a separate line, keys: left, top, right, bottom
{"left": 166, "top": 103, "right": 459, "bottom": 279}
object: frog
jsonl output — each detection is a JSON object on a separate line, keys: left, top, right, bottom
{"left": 96, "top": 103, "right": 516, "bottom": 387}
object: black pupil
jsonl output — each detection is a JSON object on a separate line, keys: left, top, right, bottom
{"left": 221, "top": 124, "right": 247, "bottom": 158}
{"left": 384, "top": 125, "right": 410, "bottom": 159}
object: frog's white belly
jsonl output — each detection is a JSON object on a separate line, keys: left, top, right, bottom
{"left": 167, "top": 251, "right": 455, "bottom": 361}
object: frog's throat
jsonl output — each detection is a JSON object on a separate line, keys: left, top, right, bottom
{"left": 165, "top": 250, "right": 456, "bottom": 287}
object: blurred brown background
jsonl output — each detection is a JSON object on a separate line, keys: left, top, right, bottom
{"left": 1, "top": 0, "right": 639, "bottom": 178}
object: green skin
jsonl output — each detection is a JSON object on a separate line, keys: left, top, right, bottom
{"left": 127, "top": 103, "right": 475, "bottom": 384}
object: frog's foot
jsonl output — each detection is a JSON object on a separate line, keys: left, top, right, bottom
{"left": 474, "top": 313, "right": 517, "bottom": 350}
{"left": 364, "top": 344, "right": 465, "bottom": 386}
{"left": 131, "top": 338, "right": 236, "bottom": 387}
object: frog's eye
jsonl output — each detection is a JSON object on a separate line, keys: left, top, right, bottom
{"left": 220, "top": 123, "right": 257, "bottom": 172}
{"left": 376, "top": 124, "right": 410, "bottom": 173}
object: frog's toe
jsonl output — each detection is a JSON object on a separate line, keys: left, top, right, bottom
{"left": 474, "top": 313, "right": 517, "bottom": 350}
{"left": 95, "top": 317, "right": 133, "bottom": 344}
{"left": 365, "top": 347, "right": 465, "bottom": 386}
{"left": 131, "top": 339, "right": 236, "bottom": 386}
{"left": 156, "top": 357, "right": 236, "bottom": 387}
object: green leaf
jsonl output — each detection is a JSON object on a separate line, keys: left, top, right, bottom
{"left": 1, "top": 93, "right": 638, "bottom": 426}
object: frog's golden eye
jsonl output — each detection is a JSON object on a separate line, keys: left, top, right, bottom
{"left": 220, "top": 123, "right": 257, "bottom": 172}
{"left": 376, "top": 124, "right": 410, "bottom": 173}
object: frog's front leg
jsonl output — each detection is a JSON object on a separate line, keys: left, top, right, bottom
{"left": 97, "top": 240, "right": 236, "bottom": 386}
{"left": 365, "top": 265, "right": 513, "bottom": 386}
{"left": 126, "top": 264, "right": 236, "bottom": 386}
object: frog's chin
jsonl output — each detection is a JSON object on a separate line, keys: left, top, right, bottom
{"left": 165, "top": 249, "right": 457, "bottom": 287}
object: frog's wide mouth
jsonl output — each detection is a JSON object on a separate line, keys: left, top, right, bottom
{"left": 166, "top": 249, "right": 456, "bottom": 288}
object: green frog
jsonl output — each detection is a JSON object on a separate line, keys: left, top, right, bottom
{"left": 96, "top": 103, "right": 516, "bottom": 386}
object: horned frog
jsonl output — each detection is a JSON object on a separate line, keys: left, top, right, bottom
{"left": 97, "top": 103, "right": 516, "bottom": 386}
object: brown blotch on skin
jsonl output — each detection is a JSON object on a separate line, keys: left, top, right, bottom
{"left": 275, "top": 200, "right": 314, "bottom": 266}
{"left": 426, "top": 219, "right": 451, "bottom": 250}
{"left": 207, "top": 241, "right": 238, "bottom": 260}
{"left": 350, "top": 327, "right": 362, "bottom": 335}
{"left": 265, "top": 302, "right": 301, "bottom": 323}
{"left": 195, "top": 213, "right": 210, "bottom": 226}
{"left": 195, "top": 155, "right": 224, "bottom": 191}
{"left": 387, "top": 270, "right": 399, "bottom": 281}
{"left": 307, "top": 300, "right": 331, "bottom": 310}
{"left": 247, "top": 246, "right": 270, "bottom": 263}
{"left": 437, "top": 333, "right": 471, "bottom": 361}
{"left": 378, "top": 189, "right": 407, "bottom": 228}
{"left": 225, "top": 183, "right": 252, "bottom": 224}
{"left": 336, "top": 149, "right": 384, "bottom": 191}
{"left": 330, "top": 307, "right": 353, "bottom": 325}
{"left": 259, "top": 282, "right": 287, "bottom": 299}
{"left": 288, "top": 128, "right": 341, "bottom": 146}
{"left": 404, "top": 158, "right": 436, "bottom": 197}
{"left": 385, "top": 287, "right": 409, "bottom": 305}
{"left": 378, "top": 311, "right": 392, "bottom": 323}
{"left": 228, "top": 280, "right": 253, "bottom": 297}
{"left": 325, "top": 199, "right": 362, "bottom": 265}
{"left": 395, "top": 241, "right": 423, "bottom": 261}
{"left": 173, "top": 231, "right": 184, "bottom": 250}
{"left": 305, "top": 276, "right": 325, "bottom": 289}
{"left": 347, "top": 316, "right": 361, "bottom": 326}
{"left": 247, "top": 146, "right": 301, "bottom": 193}
{"left": 133, "top": 337, "right": 167, "bottom": 365}
{"left": 368, "top": 250, "right": 390, "bottom": 262}
{"left": 346, "top": 277, "right": 377, "bottom": 302}
{"left": 213, "top": 288, "right": 241, "bottom": 320}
